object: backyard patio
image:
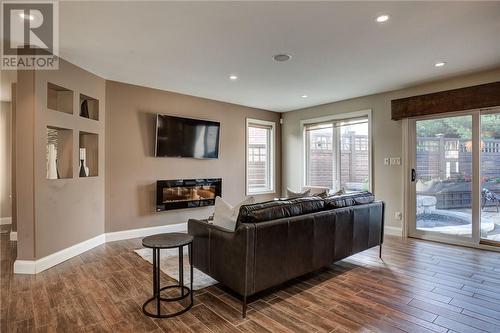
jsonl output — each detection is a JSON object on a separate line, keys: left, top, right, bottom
{"left": 417, "top": 204, "right": 500, "bottom": 241}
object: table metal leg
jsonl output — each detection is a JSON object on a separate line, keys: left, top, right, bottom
{"left": 152, "top": 248, "right": 157, "bottom": 299}
{"left": 156, "top": 248, "right": 161, "bottom": 316}
{"left": 143, "top": 243, "right": 194, "bottom": 318}
{"left": 179, "top": 246, "right": 184, "bottom": 297}
{"left": 189, "top": 242, "right": 193, "bottom": 305}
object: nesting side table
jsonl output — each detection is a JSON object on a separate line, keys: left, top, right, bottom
{"left": 141, "top": 233, "right": 194, "bottom": 318}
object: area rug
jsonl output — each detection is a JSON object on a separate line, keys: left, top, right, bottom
{"left": 134, "top": 247, "right": 218, "bottom": 290}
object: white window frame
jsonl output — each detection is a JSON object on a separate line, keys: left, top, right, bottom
{"left": 246, "top": 118, "right": 276, "bottom": 195}
{"left": 301, "top": 109, "right": 372, "bottom": 192}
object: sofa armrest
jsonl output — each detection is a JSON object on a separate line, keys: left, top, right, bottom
{"left": 187, "top": 219, "right": 256, "bottom": 297}
{"left": 187, "top": 219, "right": 212, "bottom": 273}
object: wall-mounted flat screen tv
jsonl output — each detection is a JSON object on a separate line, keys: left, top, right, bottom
{"left": 155, "top": 114, "right": 220, "bottom": 158}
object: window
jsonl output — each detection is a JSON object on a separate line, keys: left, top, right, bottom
{"left": 246, "top": 119, "right": 275, "bottom": 194}
{"left": 304, "top": 112, "right": 370, "bottom": 192}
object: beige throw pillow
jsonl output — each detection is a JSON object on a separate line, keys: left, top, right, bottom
{"left": 286, "top": 188, "right": 311, "bottom": 199}
{"left": 302, "top": 186, "right": 330, "bottom": 197}
{"left": 213, "top": 196, "right": 255, "bottom": 231}
{"left": 332, "top": 188, "right": 346, "bottom": 196}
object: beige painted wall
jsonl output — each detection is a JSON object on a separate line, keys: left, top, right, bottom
{"left": 15, "top": 59, "right": 105, "bottom": 259}
{"left": 33, "top": 60, "right": 106, "bottom": 258}
{"left": 11, "top": 84, "right": 17, "bottom": 232}
{"left": 16, "top": 70, "right": 36, "bottom": 259}
{"left": 105, "top": 81, "right": 281, "bottom": 232}
{"left": 13, "top": 54, "right": 499, "bottom": 261}
{"left": 282, "top": 67, "right": 500, "bottom": 231}
{"left": 0, "top": 101, "right": 12, "bottom": 219}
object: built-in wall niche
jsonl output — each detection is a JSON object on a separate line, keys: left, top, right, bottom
{"left": 79, "top": 131, "right": 98, "bottom": 177}
{"left": 79, "top": 94, "right": 99, "bottom": 120}
{"left": 46, "top": 127, "right": 73, "bottom": 179}
{"left": 47, "top": 83, "right": 73, "bottom": 114}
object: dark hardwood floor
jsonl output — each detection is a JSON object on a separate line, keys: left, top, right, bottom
{"left": 2, "top": 229, "right": 500, "bottom": 333}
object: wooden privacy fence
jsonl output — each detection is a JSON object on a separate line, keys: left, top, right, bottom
{"left": 247, "top": 143, "right": 268, "bottom": 190}
{"left": 417, "top": 137, "right": 500, "bottom": 209}
{"left": 307, "top": 133, "right": 369, "bottom": 189}
{"left": 416, "top": 137, "right": 500, "bottom": 180}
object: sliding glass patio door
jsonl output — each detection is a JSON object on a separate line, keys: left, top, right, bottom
{"left": 408, "top": 108, "right": 500, "bottom": 248}
{"left": 480, "top": 111, "right": 500, "bottom": 245}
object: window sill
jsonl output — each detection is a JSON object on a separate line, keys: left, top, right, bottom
{"left": 246, "top": 190, "right": 276, "bottom": 196}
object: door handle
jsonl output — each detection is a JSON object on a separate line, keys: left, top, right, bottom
{"left": 411, "top": 169, "right": 416, "bottom": 182}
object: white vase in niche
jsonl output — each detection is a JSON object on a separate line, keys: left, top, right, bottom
{"left": 79, "top": 148, "right": 90, "bottom": 177}
{"left": 47, "top": 144, "right": 59, "bottom": 179}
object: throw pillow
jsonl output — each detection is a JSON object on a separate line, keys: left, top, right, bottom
{"left": 286, "top": 188, "right": 311, "bottom": 199}
{"left": 302, "top": 186, "right": 330, "bottom": 197}
{"left": 213, "top": 196, "right": 255, "bottom": 231}
{"left": 331, "top": 188, "right": 346, "bottom": 196}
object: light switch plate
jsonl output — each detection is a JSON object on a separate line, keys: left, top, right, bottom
{"left": 384, "top": 158, "right": 390, "bottom": 166}
{"left": 390, "top": 157, "right": 401, "bottom": 166}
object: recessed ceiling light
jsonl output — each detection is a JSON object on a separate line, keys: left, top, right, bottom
{"left": 19, "top": 13, "right": 34, "bottom": 21}
{"left": 376, "top": 14, "right": 390, "bottom": 23}
{"left": 301, "top": 95, "right": 308, "bottom": 98}
{"left": 273, "top": 54, "right": 292, "bottom": 62}
{"left": 434, "top": 61, "right": 446, "bottom": 68}
{"left": 229, "top": 74, "right": 238, "bottom": 80}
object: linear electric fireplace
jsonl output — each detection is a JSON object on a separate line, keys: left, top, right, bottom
{"left": 156, "top": 178, "right": 222, "bottom": 212}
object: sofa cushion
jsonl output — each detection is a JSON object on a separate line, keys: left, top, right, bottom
{"left": 237, "top": 196, "right": 325, "bottom": 224}
{"left": 323, "top": 191, "right": 374, "bottom": 209}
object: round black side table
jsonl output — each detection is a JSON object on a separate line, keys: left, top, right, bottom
{"left": 141, "top": 233, "right": 194, "bottom": 318}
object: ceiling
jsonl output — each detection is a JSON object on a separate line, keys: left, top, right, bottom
{"left": 58, "top": 1, "right": 500, "bottom": 112}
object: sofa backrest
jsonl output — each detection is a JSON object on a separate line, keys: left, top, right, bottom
{"left": 237, "top": 196, "right": 324, "bottom": 225}
{"left": 323, "top": 191, "right": 375, "bottom": 209}
{"left": 237, "top": 192, "right": 375, "bottom": 226}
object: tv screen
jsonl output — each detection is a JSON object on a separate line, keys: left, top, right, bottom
{"left": 155, "top": 114, "right": 220, "bottom": 158}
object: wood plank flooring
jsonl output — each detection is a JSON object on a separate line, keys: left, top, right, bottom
{"left": 2, "top": 230, "right": 500, "bottom": 333}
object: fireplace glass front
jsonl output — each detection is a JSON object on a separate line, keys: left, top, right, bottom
{"left": 156, "top": 178, "right": 221, "bottom": 211}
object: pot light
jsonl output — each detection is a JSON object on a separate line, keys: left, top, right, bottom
{"left": 376, "top": 14, "right": 390, "bottom": 23}
{"left": 273, "top": 54, "right": 292, "bottom": 62}
{"left": 301, "top": 95, "right": 308, "bottom": 98}
{"left": 229, "top": 74, "right": 238, "bottom": 81}
{"left": 434, "top": 61, "right": 446, "bottom": 68}
{"left": 19, "top": 13, "right": 34, "bottom": 21}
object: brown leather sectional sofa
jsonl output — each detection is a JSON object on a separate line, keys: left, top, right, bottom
{"left": 188, "top": 193, "right": 385, "bottom": 317}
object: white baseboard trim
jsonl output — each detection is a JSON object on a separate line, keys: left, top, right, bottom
{"left": 13, "top": 260, "right": 36, "bottom": 274}
{"left": 0, "top": 217, "right": 12, "bottom": 225}
{"left": 13, "top": 222, "right": 187, "bottom": 275}
{"left": 10, "top": 231, "right": 17, "bottom": 241}
{"left": 385, "top": 225, "right": 403, "bottom": 237}
{"left": 105, "top": 222, "right": 187, "bottom": 243}
{"left": 14, "top": 234, "right": 105, "bottom": 274}
{"left": 36, "top": 234, "right": 106, "bottom": 273}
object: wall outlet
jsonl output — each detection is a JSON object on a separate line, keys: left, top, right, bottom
{"left": 390, "top": 157, "right": 401, "bottom": 166}
{"left": 384, "top": 158, "right": 390, "bottom": 166}
{"left": 394, "top": 211, "right": 403, "bottom": 220}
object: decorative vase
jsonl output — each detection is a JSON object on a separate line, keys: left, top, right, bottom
{"left": 79, "top": 159, "right": 87, "bottom": 177}
{"left": 47, "top": 144, "right": 59, "bottom": 179}
{"left": 80, "top": 99, "right": 89, "bottom": 118}
{"left": 79, "top": 148, "right": 90, "bottom": 177}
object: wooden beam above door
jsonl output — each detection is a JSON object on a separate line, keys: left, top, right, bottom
{"left": 391, "top": 81, "right": 500, "bottom": 121}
